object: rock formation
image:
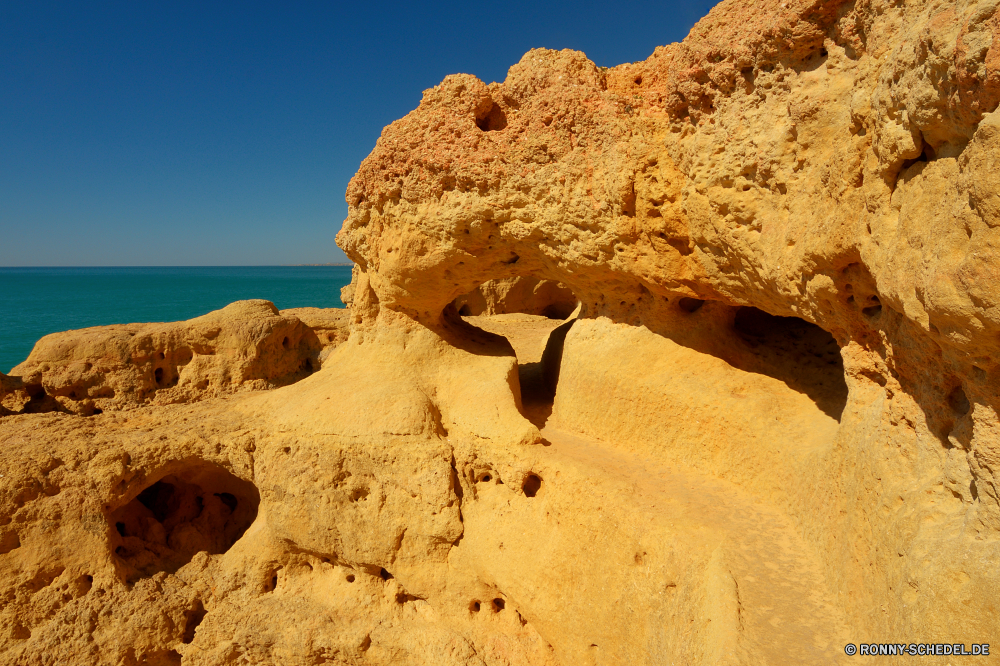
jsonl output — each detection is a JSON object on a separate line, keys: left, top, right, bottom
{"left": 4, "top": 301, "right": 350, "bottom": 416}
{"left": 452, "top": 277, "right": 579, "bottom": 319}
{"left": 3, "top": 0, "right": 1000, "bottom": 662}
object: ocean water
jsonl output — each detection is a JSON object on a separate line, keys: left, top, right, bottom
{"left": 0, "top": 266, "right": 354, "bottom": 373}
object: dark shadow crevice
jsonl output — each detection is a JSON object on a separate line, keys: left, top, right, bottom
{"left": 110, "top": 462, "right": 260, "bottom": 583}
{"left": 731, "top": 307, "right": 848, "bottom": 421}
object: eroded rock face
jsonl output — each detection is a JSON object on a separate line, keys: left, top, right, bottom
{"left": 4, "top": 0, "right": 1000, "bottom": 663}
{"left": 453, "top": 277, "right": 579, "bottom": 318}
{"left": 334, "top": 0, "right": 1000, "bottom": 651}
{"left": 278, "top": 306, "right": 352, "bottom": 366}
{"left": 5, "top": 301, "right": 350, "bottom": 415}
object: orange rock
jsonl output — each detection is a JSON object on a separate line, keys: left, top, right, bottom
{"left": 5, "top": 0, "right": 1000, "bottom": 662}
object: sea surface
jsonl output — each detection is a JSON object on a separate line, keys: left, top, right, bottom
{"left": 0, "top": 266, "right": 354, "bottom": 373}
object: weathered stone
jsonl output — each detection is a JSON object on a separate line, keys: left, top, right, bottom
{"left": 4, "top": 0, "right": 1000, "bottom": 662}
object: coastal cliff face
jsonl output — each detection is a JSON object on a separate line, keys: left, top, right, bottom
{"left": 3, "top": 0, "right": 1000, "bottom": 663}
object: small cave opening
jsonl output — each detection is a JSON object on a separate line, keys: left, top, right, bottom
{"left": 475, "top": 102, "right": 507, "bottom": 132}
{"left": 452, "top": 276, "right": 581, "bottom": 428}
{"left": 109, "top": 462, "right": 260, "bottom": 582}
{"left": 731, "top": 307, "right": 848, "bottom": 421}
{"left": 451, "top": 276, "right": 578, "bottom": 320}
{"left": 522, "top": 474, "right": 543, "bottom": 497}
{"left": 678, "top": 297, "right": 705, "bottom": 313}
{"left": 181, "top": 600, "right": 207, "bottom": 644}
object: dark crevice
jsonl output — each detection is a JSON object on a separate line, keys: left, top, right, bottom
{"left": 181, "top": 600, "right": 207, "bottom": 644}
{"left": 732, "top": 307, "right": 848, "bottom": 421}
{"left": 475, "top": 102, "right": 507, "bottom": 132}
{"left": 522, "top": 474, "right": 542, "bottom": 497}
{"left": 110, "top": 464, "right": 260, "bottom": 582}
{"left": 678, "top": 297, "right": 705, "bottom": 313}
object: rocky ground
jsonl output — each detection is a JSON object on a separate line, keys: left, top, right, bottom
{"left": 4, "top": 0, "right": 1000, "bottom": 662}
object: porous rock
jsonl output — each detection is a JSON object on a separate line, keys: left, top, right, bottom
{"left": 452, "top": 276, "right": 579, "bottom": 319}
{"left": 8, "top": 301, "right": 325, "bottom": 415}
{"left": 4, "top": 0, "right": 1000, "bottom": 663}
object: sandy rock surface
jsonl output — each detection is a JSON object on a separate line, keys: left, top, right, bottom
{"left": 4, "top": 0, "right": 1000, "bottom": 662}
{"left": 5, "top": 301, "right": 352, "bottom": 416}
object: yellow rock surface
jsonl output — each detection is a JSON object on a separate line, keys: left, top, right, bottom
{"left": 5, "top": 301, "right": 350, "bottom": 416}
{"left": 4, "top": 0, "right": 1000, "bottom": 662}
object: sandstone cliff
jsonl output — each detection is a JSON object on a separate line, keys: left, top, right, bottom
{"left": 3, "top": 0, "right": 1000, "bottom": 663}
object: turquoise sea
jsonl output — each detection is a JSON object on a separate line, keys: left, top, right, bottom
{"left": 0, "top": 266, "right": 354, "bottom": 373}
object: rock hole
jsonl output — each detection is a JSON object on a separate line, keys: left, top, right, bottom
{"left": 678, "top": 297, "right": 705, "bottom": 313}
{"left": 158, "top": 352, "right": 165, "bottom": 361}
{"left": 732, "top": 306, "right": 848, "bottom": 421}
{"left": 475, "top": 102, "right": 507, "bottom": 132}
{"left": 181, "top": 599, "right": 206, "bottom": 644}
{"left": 264, "top": 569, "right": 281, "bottom": 592}
{"left": 346, "top": 574, "right": 356, "bottom": 583}
{"left": 470, "top": 600, "right": 482, "bottom": 613}
{"left": 154, "top": 368, "right": 164, "bottom": 386}
{"left": 452, "top": 277, "right": 578, "bottom": 319}
{"left": 359, "top": 635, "right": 372, "bottom": 651}
{"left": 948, "top": 386, "right": 971, "bottom": 416}
{"left": 214, "top": 492, "right": 238, "bottom": 512}
{"left": 634, "top": 75, "right": 642, "bottom": 85}
{"left": 862, "top": 296, "right": 882, "bottom": 318}
{"left": 379, "top": 568, "right": 393, "bottom": 580}
{"left": 282, "top": 336, "right": 290, "bottom": 349}
{"left": 396, "top": 591, "right": 418, "bottom": 604}
{"left": 109, "top": 463, "right": 260, "bottom": 581}
{"left": 479, "top": 473, "right": 492, "bottom": 483}
{"left": 11, "top": 622, "right": 31, "bottom": 640}
{"left": 522, "top": 474, "right": 542, "bottom": 497}
{"left": 492, "top": 598, "right": 505, "bottom": 611}
{"left": 0, "top": 528, "right": 22, "bottom": 555}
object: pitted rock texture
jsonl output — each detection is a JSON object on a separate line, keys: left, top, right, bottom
{"left": 279, "top": 306, "right": 352, "bottom": 366}
{"left": 5, "top": 301, "right": 349, "bottom": 416}
{"left": 452, "top": 277, "right": 579, "bottom": 318}
{"left": 334, "top": 0, "right": 1000, "bottom": 653}
{"left": 4, "top": 0, "right": 1000, "bottom": 663}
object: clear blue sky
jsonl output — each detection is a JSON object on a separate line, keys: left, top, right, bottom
{"left": 1, "top": 0, "right": 716, "bottom": 266}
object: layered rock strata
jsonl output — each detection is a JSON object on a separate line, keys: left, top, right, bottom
{"left": 3, "top": 0, "right": 1000, "bottom": 663}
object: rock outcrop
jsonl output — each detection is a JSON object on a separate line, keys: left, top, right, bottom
{"left": 4, "top": 0, "right": 1000, "bottom": 663}
{"left": 278, "top": 306, "right": 352, "bottom": 366}
{"left": 6, "top": 301, "right": 351, "bottom": 416}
